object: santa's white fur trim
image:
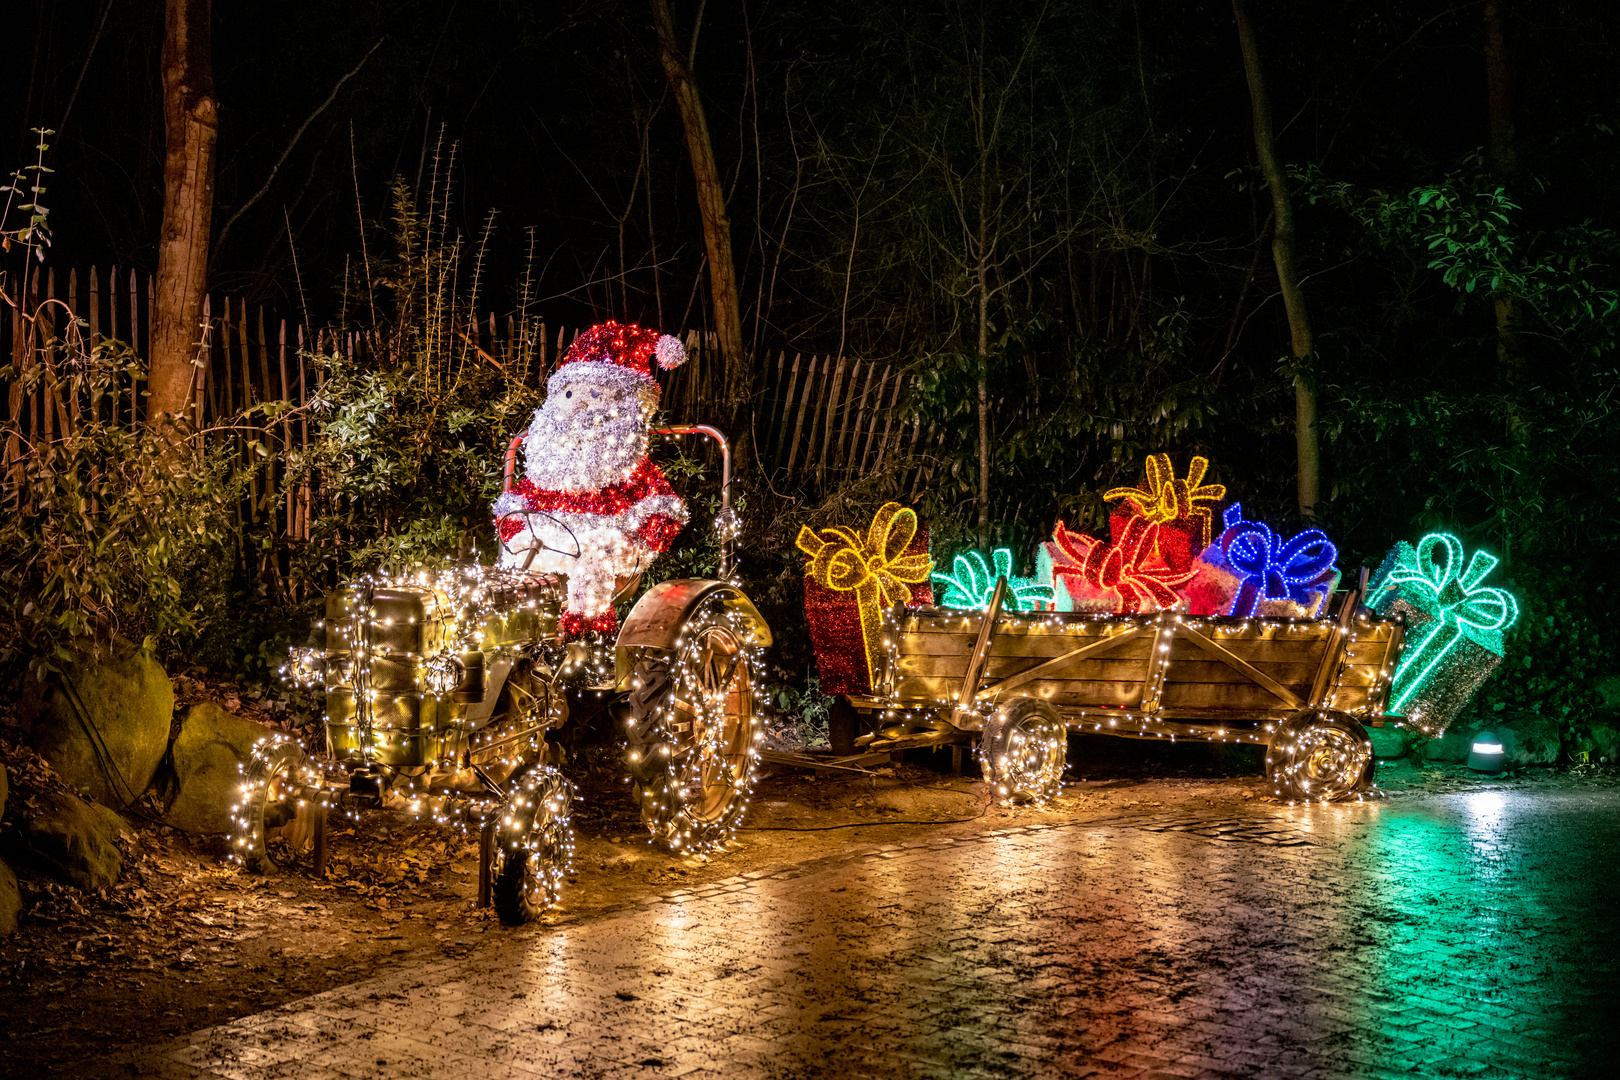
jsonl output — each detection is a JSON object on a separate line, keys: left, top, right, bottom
{"left": 492, "top": 491, "right": 527, "bottom": 518}
{"left": 547, "top": 360, "right": 653, "bottom": 396}
{"left": 655, "top": 334, "right": 686, "bottom": 370}
{"left": 494, "top": 495, "right": 686, "bottom": 617}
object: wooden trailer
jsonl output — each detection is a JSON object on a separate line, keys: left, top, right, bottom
{"left": 837, "top": 576, "right": 1406, "bottom": 802}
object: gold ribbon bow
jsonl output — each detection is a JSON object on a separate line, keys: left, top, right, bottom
{"left": 796, "top": 502, "right": 934, "bottom": 683}
{"left": 1104, "top": 453, "right": 1227, "bottom": 548}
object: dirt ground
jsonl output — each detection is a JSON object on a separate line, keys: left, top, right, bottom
{"left": 1, "top": 730, "right": 1609, "bottom": 1076}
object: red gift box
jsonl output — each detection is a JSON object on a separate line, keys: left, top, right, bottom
{"left": 799, "top": 513, "right": 932, "bottom": 696}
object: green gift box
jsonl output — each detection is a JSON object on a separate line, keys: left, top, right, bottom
{"left": 1368, "top": 533, "right": 1519, "bottom": 736}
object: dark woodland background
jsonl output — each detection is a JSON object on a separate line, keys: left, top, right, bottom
{"left": 4, "top": 0, "right": 1616, "bottom": 731}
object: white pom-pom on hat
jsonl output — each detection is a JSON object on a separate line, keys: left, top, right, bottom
{"left": 655, "top": 334, "right": 687, "bottom": 370}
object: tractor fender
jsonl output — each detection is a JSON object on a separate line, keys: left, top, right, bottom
{"left": 615, "top": 579, "right": 772, "bottom": 689}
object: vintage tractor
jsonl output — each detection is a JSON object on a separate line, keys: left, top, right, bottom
{"left": 237, "top": 426, "right": 771, "bottom": 924}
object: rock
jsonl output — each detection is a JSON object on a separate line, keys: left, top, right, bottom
{"left": 162, "top": 703, "right": 272, "bottom": 834}
{"left": 4, "top": 789, "right": 128, "bottom": 891}
{"left": 0, "top": 858, "right": 18, "bottom": 936}
{"left": 1578, "top": 708, "right": 1620, "bottom": 765}
{"left": 1595, "top": 675, "right": 1620, "bottom": 709}
{"left": 1367, "top": 725, "right": 1411, "bottom": 761}
{"left": 1421, "top": 723, "right": 1477, "bottom": 764}
{"left": 23, "top": 643, "right": 173, "bottom": 808}
{"left": 1493, "top": 712, "right": 1561, "bottom": 767}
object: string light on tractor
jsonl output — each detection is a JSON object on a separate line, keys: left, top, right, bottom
{"left": 244, "top": 346, "right": 771, "bottom": 927}
{"left": 1216, "top": 503, "right": 1339, "bottom": 618}
{"left": 489, "top": 764, "right": 576, "bottom": 923}
{"left": 624, "top": 594, "right": 766, "bottom": 856}
{"left": 241, "top": 562, "right": 578, "bottom": 923}
{"left": 231, "top": 734, "right": 328, "bottom": 872}
{"left": 931, "top": 548, "right": 1053, "bottom": 612}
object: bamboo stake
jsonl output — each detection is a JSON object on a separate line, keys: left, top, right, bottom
{"left": 784, "top": 354, "right": 818, "bottom": 476}
{"left": 816, "top": 356, "right": 847, "bottom": 490}
{"left": 128, "top": 268, "right": 140, "bottom": 427}
{"left": 772, "top": 353, "right": 802, "bottom": 466}
{"left": 859, "top": 365, "right": 891, "bottom": 474}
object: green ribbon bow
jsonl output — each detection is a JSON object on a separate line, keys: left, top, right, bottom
{"left": 1371, "top": 532, "right": 1519, "bottom": 715}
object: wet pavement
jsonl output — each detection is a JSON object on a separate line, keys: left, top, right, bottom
{"left": 138, "top": 785, "right": 1620, "bottom": 1079}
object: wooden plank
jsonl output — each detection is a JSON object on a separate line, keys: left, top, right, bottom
{"left": 274, "top": 308, "right": 291, "bottom": 535}
{"left": 900, "top": 627, "right": 1156, "bottom": 659}
{"left": 976, "top": 626, "right": 1151, "bottom": 700}
{"left": 872, "top": 373, "right": 904, "bottom": 472}
{"left": 857, "top": 365, "right": 889, "bottom": 474}
{"left": 772, "top": 353, "right": 801, "bottom": 467}
{"left": 205, "top": 296, "right": 222, "bottom": 425}
{"left": 784, "top": 354, "right": 819, "bottom": 476}
{"left": 87, "top": 267, "right": 101, "bottom": 425}
{"left": 1164, "top": 634, "right": 1344, "bottom": 665}
{"left": 893, "top": 675, "right": 1143, "bottom": 708}
{"left": 762, "top": 349, "right": 786, "bottom": 454}
{"left": 194, "top": 293, "right": 208, "bottom": 426}
{"left": 1307, "top": 586, "right": 1360, "bottom": 707}
{"left": 239, "top": 298, "right": 258, "bottom": 523}
{"left": 919, "top": 655, "right": 1322, "bottom": 688}
{"left": 1175, "top": 623, "right": 1306, "bottom": 709}
{"left": 955, "top": 577, "right": 1006, "bottom": 706}
{"left": 128, "top": 268, "right": 140, "bottom": 426}
{"left": 299, "top": 323, "right": 313, "bottom": 540}
{"left": 1160, "top": 682, "right": 1310, "bottom": 710}
{"left": 816, "top": 356, "right": 847, "bottom": 487}
{"left": 1140, "top": 613, "right": 1177, "bottom": 713}
{"left": 836, "top": 360, "right": 873, "bottom": 479}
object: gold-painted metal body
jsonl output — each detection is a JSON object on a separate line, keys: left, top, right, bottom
{"left": 615, "top": 580, "right": 773, "bottom": 690}
{"left": 320, "top": 578, "right": 562, "bottom": 770}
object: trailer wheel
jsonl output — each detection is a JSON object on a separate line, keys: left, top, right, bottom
{"left": 490, "top": 764, "right": 575, "bottom": 925}
{"left": 1266, "top": 710, "right": 1375, "bottom": 802}
{"left": 982, "top": 697, "right": 1066, "bottom": 804}
{"left": 233, "top": 735, "right": 321, "bottom": 873}
{"left": 624, "top": 602, "right": 762, "bottom": 854}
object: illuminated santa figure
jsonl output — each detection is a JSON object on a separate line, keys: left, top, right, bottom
{"left": 493, "top": 322, "right": 690, "bottom": 637}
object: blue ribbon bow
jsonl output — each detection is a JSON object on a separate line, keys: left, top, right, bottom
{"left": 1218, "top": 504, "right": 1339, "bottom": 618}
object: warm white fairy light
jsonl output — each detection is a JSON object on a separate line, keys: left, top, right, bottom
{"left": 860, "top": 600, "right": 1399, "bottom": 804}
{"left": 625, "top": 595, "right": 765, "bottom": 855}
{"left": 242, "top": 563, "right": 581, "bottom": 903}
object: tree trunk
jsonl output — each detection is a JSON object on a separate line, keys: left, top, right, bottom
{"left": 649, "top": 0, "right": 749, "bottom": 467}
{"left": 1483, "top": 0, "right": 1523, "bottom": 379}
{"left": 149, "top": 0, "right": 218, "bottom": 429}
{"left": 976, "top": 270, "right": 990, "bottom": 548}
{"left": 1232, "top": 0, "right": 1319, "bottom": 519}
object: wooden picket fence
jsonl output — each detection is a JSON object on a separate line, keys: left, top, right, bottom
{"left": 2, "top": 264, "right": 943, "bottom": 542}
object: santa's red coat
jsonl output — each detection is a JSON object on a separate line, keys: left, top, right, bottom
{"left": 497, "top": 456, "right": 685, "bottom": 552}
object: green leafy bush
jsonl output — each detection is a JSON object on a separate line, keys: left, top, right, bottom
{"left": 0, "top": 339, "right": 258, "bottom": 673}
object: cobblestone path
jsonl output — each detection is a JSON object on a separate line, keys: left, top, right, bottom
{"left": 145, "top": 787, "right": 1620, "bottom": 1079}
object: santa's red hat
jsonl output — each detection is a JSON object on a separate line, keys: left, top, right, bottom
{"left": 553, "top": 321, "right": 686, "bottom": 387}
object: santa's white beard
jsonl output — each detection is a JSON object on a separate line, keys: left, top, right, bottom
{"left": 499, "top": 383, "right": 661, "bottom": 617}
{"left": 521, "top": 395, "right": 649, "bottom": 491}
{"left": 498, "top": 521, "right": 650, "bottom": 617}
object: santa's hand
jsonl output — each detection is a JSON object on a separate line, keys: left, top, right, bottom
{"left": 637, "top": 513, "right": 684, "bottom": 553}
